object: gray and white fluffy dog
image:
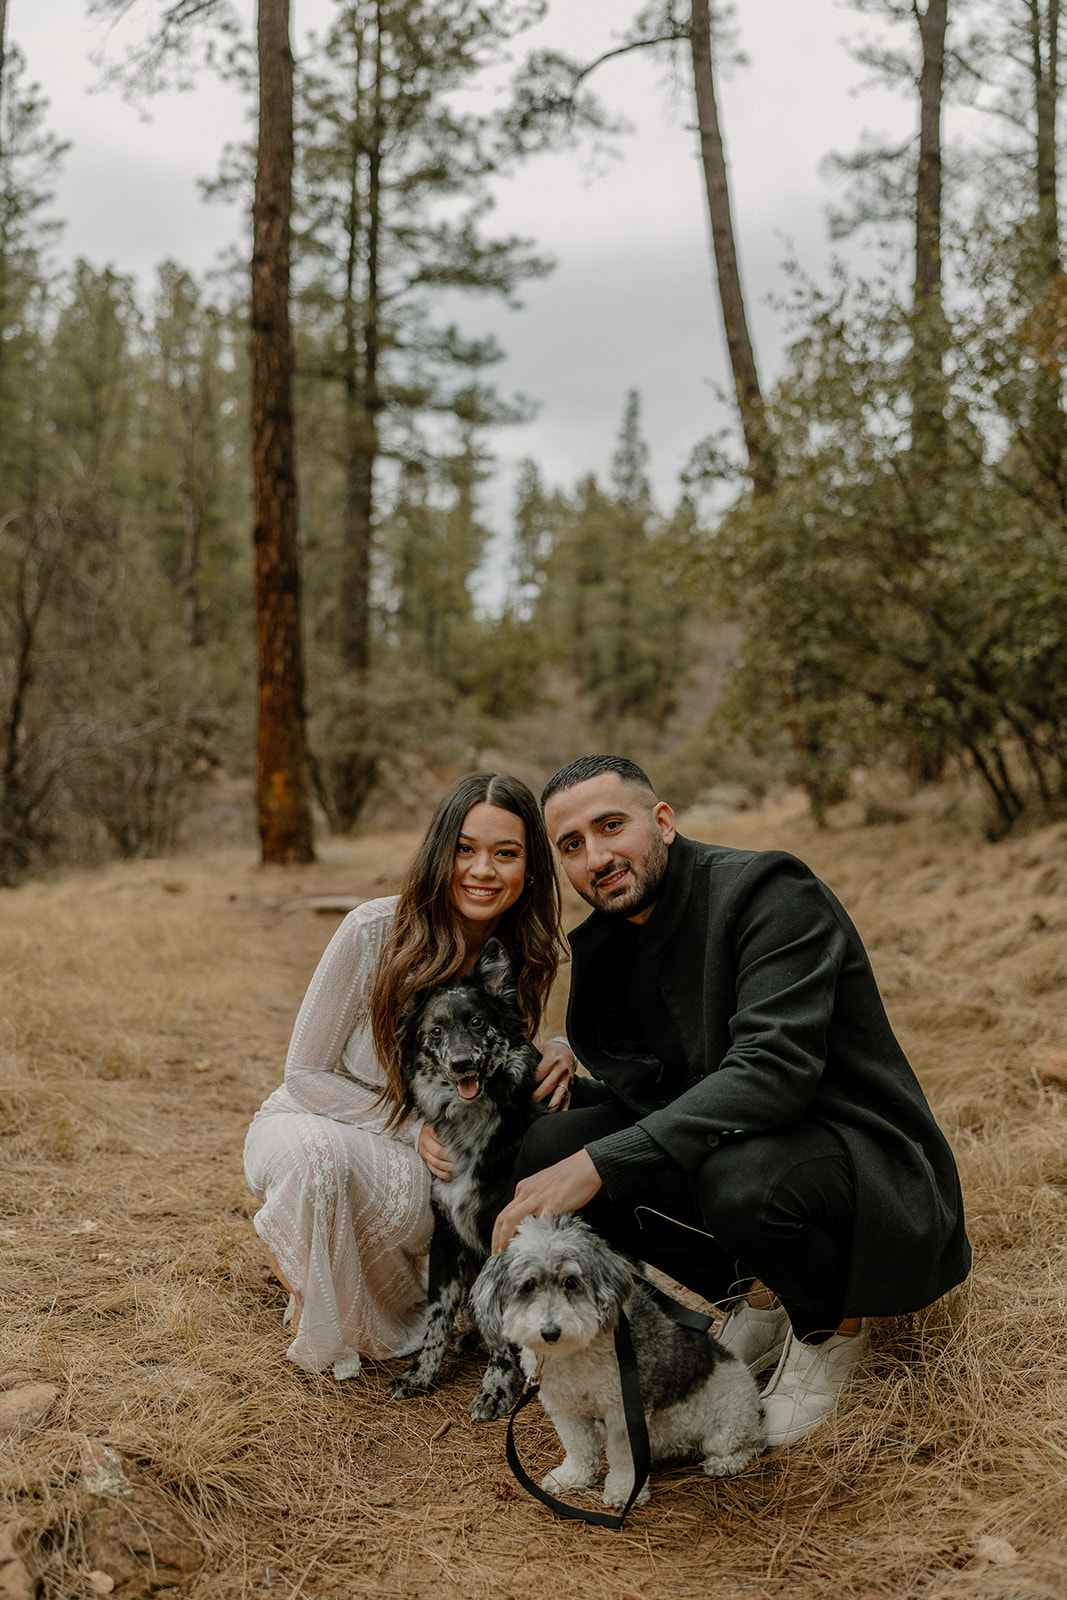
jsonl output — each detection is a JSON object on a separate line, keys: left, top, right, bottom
{"left": 388, "top": 938, "right": 543, "bottom": 1421}
{"left": 471, "top": 1212, "right": 765, "bottom": 1508}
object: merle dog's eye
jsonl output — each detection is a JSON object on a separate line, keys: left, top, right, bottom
{"left": 520, "top": 1277, "right": 537, "bottom": 1295}
{"left": 469, "top": 1015, "right": 485, "bottom": 1031}
{"left": 563, "top": 1275, "right": 581, "bottom": 1294}
{"left": 429, "top": 1025, "right": 443, "bottom": 1040}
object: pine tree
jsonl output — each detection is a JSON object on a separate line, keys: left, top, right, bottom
{"left": 286, "top": 0, "right": 551, "bottom": 825}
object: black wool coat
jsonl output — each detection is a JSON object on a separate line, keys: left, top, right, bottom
{"left": 565, "top": 833, "right": 971, "bottom": 1317}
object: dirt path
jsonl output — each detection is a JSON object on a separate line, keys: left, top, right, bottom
{"left": 2, "top": 809, "right": 1066, "bottom": 1599}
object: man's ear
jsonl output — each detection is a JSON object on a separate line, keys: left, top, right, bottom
{"left": 652, "top": 801, "right": 676, "bottom": 845}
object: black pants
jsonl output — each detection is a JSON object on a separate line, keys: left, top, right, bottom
{"left": 517, "top": 1083, "right": 857, "bottom": 1342}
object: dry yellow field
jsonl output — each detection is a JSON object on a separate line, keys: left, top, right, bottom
{"left": 1, "top": 801, "right": 1065, "bottom": 1599}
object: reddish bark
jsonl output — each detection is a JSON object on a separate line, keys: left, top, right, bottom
{"left": 251, "top": 0, "right": 314, "bottom": 863}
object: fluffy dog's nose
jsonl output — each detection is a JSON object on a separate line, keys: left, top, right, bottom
{"left": 540, "top": 1323, "right": 562, "bottom": 1343}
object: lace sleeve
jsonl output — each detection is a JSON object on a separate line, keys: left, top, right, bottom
{"left": 282, "top": 898, "right": 422, "bottom": 1147}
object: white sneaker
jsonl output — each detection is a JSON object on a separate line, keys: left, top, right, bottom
{"left": 716, "top": 1302, "right": 791, "bottom": 1374}
{"left": 761, "top": 1324, "right": 867, "bottom": 1446}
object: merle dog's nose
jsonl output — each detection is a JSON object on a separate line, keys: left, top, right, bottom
{"left": 540, "top": 1323, "right": 562, "bottom": 1343}
{"left": 449, "top": 1055, "right": 472, "bottom": 1072}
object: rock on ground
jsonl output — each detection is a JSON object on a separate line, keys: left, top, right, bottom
{"left": 0, "top": 1521, "right": 38, "bottom": 1600}
{"left": 79, "top": 1440, "right": 204, "bottom": 1596}
{"left": 0, "top": 1385, "right": 58, "bottom": 1439}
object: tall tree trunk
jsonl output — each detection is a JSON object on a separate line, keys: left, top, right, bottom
{"left": 1031, "top": 0, "right": 1061, "bottom": 280}
{"left": 689, "top": 0, "right": 776, "bottom": 496}
{"left": 0, "top": 0, "right": 8, "bottom": 150}
{"left": 0, "top": 0, "right": 8, "bottom": 393}
{"left": 915, "top": 1, "right": 947, "bottom": 312}
{"left": 911, "top": 0, "right": 949, "bottom": 469}
{"left": 1024, "top": 0, "right": 1067, "bottom": 492}
{"left": 251, "top": 0, "right": 314, "bottom": 863}
{"left": 177, "top": 364, "right": 214, "bottom": 650}
{"left": 338, "top": 1, "right": 383, "bottom": 682}
{"left": 323, "top": 5, "right": 382, "bottom": 831}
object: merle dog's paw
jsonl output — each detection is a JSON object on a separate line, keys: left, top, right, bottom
{"left": 389, "top": 1370, "right": 430, "bottom": 1401}
{"left": 469, "top": 1382, "right": 514, "bottom": 1422}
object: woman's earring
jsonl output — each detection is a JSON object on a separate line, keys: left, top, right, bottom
{"left": 525, "top": 875, "right": 533, "bottom": 886}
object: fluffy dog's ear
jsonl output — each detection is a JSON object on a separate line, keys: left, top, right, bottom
{"left": 470, "top": 938, "right": 516, "bottom": 1003}
{"left": 592, "top": 1245, "right": 634, "bottom": 1328}
{"left": 469, "top": 1249, "right": 511, "bottom": 1348}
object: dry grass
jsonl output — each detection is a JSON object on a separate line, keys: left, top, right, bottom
{"left": 2, "top": 803, "right": 1066, "bottom": 1599}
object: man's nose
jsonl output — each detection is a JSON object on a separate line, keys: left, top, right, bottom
{"left": 586, "top": 838, "right": 616, "bottom": 871}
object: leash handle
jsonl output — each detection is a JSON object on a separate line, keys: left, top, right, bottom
{"left": 630, "top": 1273, "right": 713, "bottom": 1333}
{"left": 504, "top": 1312, "right": 651, "bottom": 1531}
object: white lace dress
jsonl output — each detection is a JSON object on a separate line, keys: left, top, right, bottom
{"left": 243, "top": 896, "right": 432, "bottom": 1379}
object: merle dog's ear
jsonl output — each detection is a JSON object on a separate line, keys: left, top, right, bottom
{"left": 395, "top": 999, "right": 424, "bottom": 1061}
{"left": 469, "top": 1250, "right": 511, "bottom": 1347}
{"left": 470, "top": 937, "right": 516, "bottom": 1002}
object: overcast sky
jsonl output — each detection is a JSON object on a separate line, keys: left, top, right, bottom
{"left": 12, "top": 0, "right": 910, "bottom": 521}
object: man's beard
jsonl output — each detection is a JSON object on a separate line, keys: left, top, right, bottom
{"left": 583, "top": 831, "right": 669, "bottom": 918}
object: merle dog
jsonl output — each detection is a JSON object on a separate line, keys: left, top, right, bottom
{"left": 388, "top": 938, "right": 542, "bottom": 1420}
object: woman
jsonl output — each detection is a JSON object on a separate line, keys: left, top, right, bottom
{"left": 243, "top": 772, "right": 572, "bottom": 1379}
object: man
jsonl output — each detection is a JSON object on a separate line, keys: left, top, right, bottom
{"left": 492, "top": 754, "right": 970, "bottom": 1446}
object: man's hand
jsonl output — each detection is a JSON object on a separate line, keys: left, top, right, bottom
{"left": 417, "top": 1122, "right": 452, "bottom": 1180}
{"left": 531, "top": 1039, "right": 575, "bottom": 1111}
{"left": 491, "top": 1150, "right": 602, "bottom": 1253}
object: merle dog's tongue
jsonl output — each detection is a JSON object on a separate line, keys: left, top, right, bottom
{"left": 457, "top": 1076, "right": 480, "bottom": 1100}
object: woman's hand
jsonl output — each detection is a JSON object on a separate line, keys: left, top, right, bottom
{"left": 417, "top": 1122, "right": 453, "bottom": 1180}
{"left": 532, "top": 1038, "right": 574, "bottom": 1112}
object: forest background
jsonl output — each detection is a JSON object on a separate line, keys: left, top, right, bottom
{"left": 2, "top": 0, "right": 1067, "bottom": 881}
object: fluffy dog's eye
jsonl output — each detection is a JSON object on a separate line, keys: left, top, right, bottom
{"left": 563, "top": 1275, "right": 581, "bottom": 1294}
{"left": 520, "top": 1277, "right": 537, "bottom": 1295}
{"left": 469, "top": 1016, "right": 485, "bottom": 1031}
{"left": 428, "top": 1025, "right": 443, "bottom": 1040}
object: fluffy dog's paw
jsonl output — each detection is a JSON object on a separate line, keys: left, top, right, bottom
{"left": 702, "top": 1448, "right": 758, "bottom": 1477}
{"left": 388, "top": 1371, "right": 430, "bottom": 1401}
{"left": 541, "top": 1462, "right": 594, "bottom": 1494}
{"left": 602, "top": 1474, "right": 650, "bottom": 1509}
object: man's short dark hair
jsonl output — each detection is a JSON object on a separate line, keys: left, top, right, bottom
{"left": 541, "top": 754, "right": 656, "bottom": 809}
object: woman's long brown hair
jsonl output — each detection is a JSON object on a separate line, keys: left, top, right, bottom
{"left": 370, "top": 772, "right": 562, "bottom": 1121}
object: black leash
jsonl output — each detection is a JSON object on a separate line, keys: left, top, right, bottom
{"left": 505, "top": 1311, "right": 650, "bottom": 1530}
{"left": 504, "top": 1277, "right": 712, "bottom": 1529}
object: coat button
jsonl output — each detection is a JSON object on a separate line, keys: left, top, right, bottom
{"left": 705, "top": 1132, "right": 721, "bottom": 1150}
